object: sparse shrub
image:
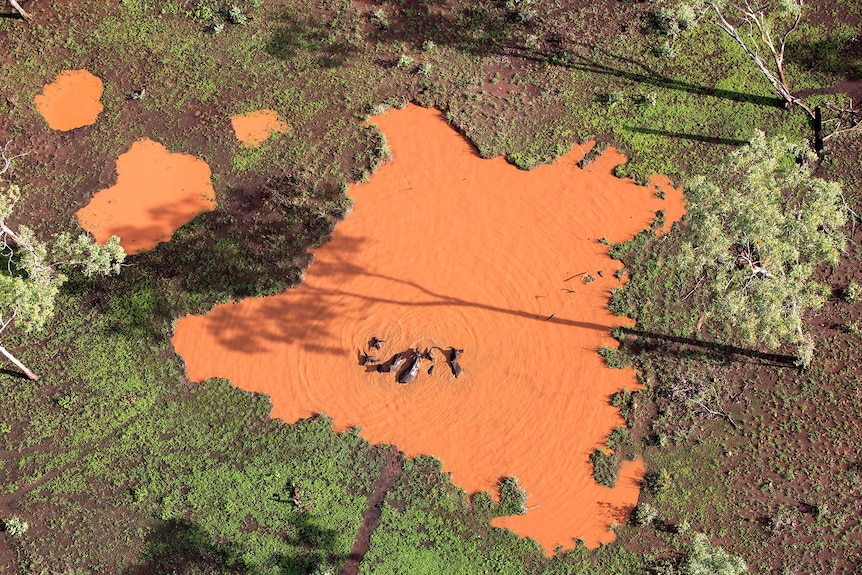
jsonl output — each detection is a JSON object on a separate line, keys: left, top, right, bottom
{"left": 211, "top": 18, "right": 226, "bottom": 34}
{"left": 192, "top": 1, "right": 215, "bottom": 21}
{"left": 396, "top": 55, "right": 414, "bottom": 69}
{"left": 371, "top": 8, "right": 389, "bottom": 29}
{"left": 645, "top": 467, "right": 672, "bottom": 495}
{"left": 682, "top": 533, "right": 747, "bottom": 575}
{"left": 598, "top": 92, "right": 623, "bottom": 107}
{"left": 505, "top": 0, "right": 536, "bottom": 22}
{"left": 524, "top": 33, "right": 539, "bottom": 49}
{"left": 3, "top": 515, "right": 28, "bottom": 537}
{"left": 611, "top": 388, "right": 637, "bottom": 426}
{"left": 632, "top": 502, "right": 658, "bottom": 525}
{"left": 794, "top": 335, "right": 815, "bottom": 368}
{"left": 843, "top": 320, "right": 862, "bottom": 335}
{"left": 422, "top": 39, "right": 436, "bottom": 51}
{"left": 226, "top": 5, "right": 247, "bottom": 24}
{"left": 590, "top": 449, "right": 620, "bottom": 487}
{"left": 582, "top": 273, "right": 595, "bottom": 283}
{"left": 676, "top": 3, "right": 698, "bottom": 30}
{"left": 418, "top": 62, "right": 432, "bottom": 75}
{"left": 844, "top": 281, "right": 862, "bottom": 303}
{"left": 653, "top": 40, "right": 676, "bottom": 58}
{"left": 497, "top": 476, "right": 528, "bottom": 515}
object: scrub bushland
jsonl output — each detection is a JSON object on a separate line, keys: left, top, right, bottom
{"left": 0, "top": 0, "right": 861, "bottom": 573}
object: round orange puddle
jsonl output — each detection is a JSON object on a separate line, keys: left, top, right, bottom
{"left": 76, "top": 138, "right": 216, "bottom": 254}
{"left": 231, "top": 109, "right": 290, "bottom": 147}
{"left": 172, "top": 104, "right": 685, "bottom": 552}
{"left": 34, "top": 69, "right": 104, "bottom": 131}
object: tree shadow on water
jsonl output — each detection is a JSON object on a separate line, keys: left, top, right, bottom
{"left": 73, "top": 174, "right": 352, "bottom": 342}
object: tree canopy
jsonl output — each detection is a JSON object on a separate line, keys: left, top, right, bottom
{"left": 0, "top": 182, "right": 125, "bottom": 379}
{"left": 678, "top": 131, "right": 847, "bottom": 361}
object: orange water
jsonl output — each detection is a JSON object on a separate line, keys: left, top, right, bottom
{"left": 231, "top": 109, "right": 290, "bottom": 147}
{"left": 172, "top": 104, "right": 685, "bottom": 552}
{"left": 34, "top": 69, "right": 103, "bottom": 131}
{"left": 76, "top": 138, "right": 216, "bottom": 254}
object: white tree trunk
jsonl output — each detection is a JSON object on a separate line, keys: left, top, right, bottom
{"left": 7, "top": 0, "right": 31, "bottom": 21}
{"left": 0, "top": 345, "right": 39, "bottom": 380}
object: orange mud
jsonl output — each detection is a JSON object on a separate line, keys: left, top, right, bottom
{"left": 231, "top": 109, "right": 290, "bottom": 147}
{"left": 172, "top": 104, "right": 685, "bottom": 552}
{"left": 76, "top": 138, "right": 216, "bottom": 254}
{"left": 34, "top": 69, "right": 104, "bottom": 131}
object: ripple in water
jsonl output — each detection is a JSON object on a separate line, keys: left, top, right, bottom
{"left": 172, "top": 104, "right": 685, "bottom": 553}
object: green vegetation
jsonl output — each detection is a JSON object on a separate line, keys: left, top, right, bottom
{"left": 677, "top": 132, "right": 847, "bottom": 359}
{"left": 1, "top": 0, "right": 861, "bottom": 572}
{"left": 497, "top": 476, "right": 528, "bottom": 516}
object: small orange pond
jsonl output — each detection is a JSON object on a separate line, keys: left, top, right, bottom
{"left": 34, "top": 69, "right": 104, "bottom": 131}
{"left": 231, "top": 109, "right": 290, "bottom": 147}
{"left": 76, "top": 138, "right": 216, "bottom": 254}
{"left": 172, "top": 104, "right": 685, "bottom": 552}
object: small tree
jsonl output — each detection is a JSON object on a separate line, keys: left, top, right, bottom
{"left": 678, "top": 131, "right": 847, "bottom": 363}
{"left": 0, "top": 147, "right": 125, "bottom": 380}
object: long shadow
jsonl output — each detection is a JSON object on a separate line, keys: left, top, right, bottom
{"left": 621, "top": 327, "right": 798, "bottom": 367}
{"left": 199, "top": 235, "right": 618, "bottom": 357}
{"left": 531, "top": 42, "right": 781, "bottom": 108}
{"left": 625, "top": 126, "right": 748, "bottom": 146}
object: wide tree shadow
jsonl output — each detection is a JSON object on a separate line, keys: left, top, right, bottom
{"left": 266, "top": 11, "right": 359, "bottom": 68}
{"left": 125, "top": 518, "right": 249, "bottom": 575}
{"left": 125, "top": 516, "right": 348, "bottom": 575}
{"left": 69, "top": 173, "right": 351, "bottom": 342}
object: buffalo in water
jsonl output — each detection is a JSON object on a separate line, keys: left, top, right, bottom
{"left": 397, "top": 350, "right": 422, "bottom": 384}
{"left": 377, "top": 352, "right": 405, "bottom": 373}
{"left": 447, "top": 347, "right": 464, "bottom": 378}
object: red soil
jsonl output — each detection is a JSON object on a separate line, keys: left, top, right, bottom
{"left": 231, "top": 109, "right": 290, "bottom": 147}
{"left": 34, "top": 69, "right": 104, "bottom": 131}
{"left": 76, "top": 138, "right": 216, "bottom": 254}
{"left": 171, "top": 104, "right": 685, "bottom": 552}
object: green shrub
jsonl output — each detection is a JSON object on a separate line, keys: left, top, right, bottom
{"left": 3, "top": 515, "right": 29, "bottom": 537}
{"left": 396, "top": 55, "right": 414, "bottom": 69}
{"left": 645, "top": 467, "right": 672, "bottom": 495}
{"left": 589, "top": 449, "right": 619, "bottom": 488}
{"left": 844, "top": 281, "right": 862, "bottom": 303}
{"left": 497, "top": 476, "right": 527, "bottom": 516}
{"left": 682, "top": 533, "right": 747, "bottom": 575}
{"left": 226, "top": 5, "right": 247, "bottom": 24}
{"left": 422, "top": 39, "right": 436, "bottom": 51}
{"left": 0, "top": 422, "right": 9, "bottom": 434}
{"left": 598, "top": 346, "right": 631, "bottom": 369}
{"left": 632, "top": 502, "right": 658, "bottom": 526}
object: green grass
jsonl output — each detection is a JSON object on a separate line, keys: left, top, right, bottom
{"left": 2, "top": 0, "right": 862, "bottom": 572}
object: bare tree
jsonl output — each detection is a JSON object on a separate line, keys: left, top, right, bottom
{"left": 709, "top": 0, "right": 861, "bottom": 142}
{"left": 6, "top": 0, "right": 31, "bottom": 21}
